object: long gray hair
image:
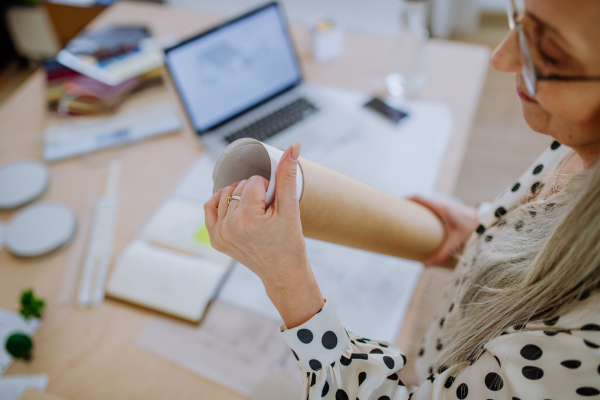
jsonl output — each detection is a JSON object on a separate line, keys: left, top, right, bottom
{"left": 435, "top": 159, "right": 600, "bottom": 370}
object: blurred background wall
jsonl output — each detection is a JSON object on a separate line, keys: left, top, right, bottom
{"left": 166, "top": 0, "right": 507, "bottom": 37}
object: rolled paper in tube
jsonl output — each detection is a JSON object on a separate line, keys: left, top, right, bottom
{"left": 212, "top": 139, "right": 445, "bottom": 262}
{"left": 212, "top": 138, "right": 304, "bottom": 207}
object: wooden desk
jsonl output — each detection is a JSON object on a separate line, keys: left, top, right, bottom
{"left": 0, "top": 2, "right": 489, "bottom": 398}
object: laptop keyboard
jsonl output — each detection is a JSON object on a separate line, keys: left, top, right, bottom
{"left": 224, "top": 98, "right": 319, "bottom": 143}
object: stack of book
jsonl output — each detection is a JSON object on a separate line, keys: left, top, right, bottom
{"left": 44, "top": 25, "right": 167, "bottom": 116}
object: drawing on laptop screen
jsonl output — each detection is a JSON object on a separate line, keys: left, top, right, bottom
{"left": 166, "top": 4, "right": 301, "bottom": 133}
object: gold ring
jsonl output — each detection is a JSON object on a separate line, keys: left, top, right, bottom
{"left": 227, "top": 196, "right": 241, "bottom": 205}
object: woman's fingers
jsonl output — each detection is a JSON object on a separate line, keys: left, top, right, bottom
{"left": 205, "top": 182, "right": 242, "bottom": 230}
{"left": 274, "top": 141, "right": 300, "bottom": 213}
{"left": 204, "top": 189, "right": 222, "bottom": 231}
{"left": 218, "top": 186, "right": 236, "bottom": 222}
{"left": 408, "top": 195, "right": 440, "bottom": 216}
{"left": 241, "top": 175, "right": 270, "bottom": 211}
{"left": 409, "top": 195, "right": 479, "bottom": 267}
{"left": 227, "top": 180, "right": 247, "bottom": 213}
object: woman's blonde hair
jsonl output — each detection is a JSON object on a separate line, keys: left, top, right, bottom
{"left": 435, "top": 158, "right": 600, "bottom": 370}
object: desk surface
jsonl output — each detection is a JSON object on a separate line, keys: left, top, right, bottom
{"left": 0, "top": 2, "right": 489, "bottom": 399}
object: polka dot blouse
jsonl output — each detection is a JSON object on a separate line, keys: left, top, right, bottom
{"left": 279, "top": 141, "right": 600, "bottom": 399}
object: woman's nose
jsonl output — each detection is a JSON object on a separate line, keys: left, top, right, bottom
{"left": 490, "top": 29, "right": 522, "bottom": 74}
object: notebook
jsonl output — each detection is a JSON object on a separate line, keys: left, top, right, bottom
{"left": 107, "top": 241, "right": 230, "bottom": 322}
{"left": 107, "top": 197, "right": 232, "bottom": 322}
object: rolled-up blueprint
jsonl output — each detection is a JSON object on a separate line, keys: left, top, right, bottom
{"left": 213, "top": 139, "right": 444, "bottom": 262}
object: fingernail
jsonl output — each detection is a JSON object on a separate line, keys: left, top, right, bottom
{"left": 290, "top": 140, "right": 301, "bottom": 161}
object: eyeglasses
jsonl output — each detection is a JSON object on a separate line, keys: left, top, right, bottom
{"left": 507, "top": 0, "right": 600, "bottom": 96}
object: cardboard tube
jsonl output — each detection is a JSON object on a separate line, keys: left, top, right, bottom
{"left": 297, "top": 156, "right": 444, "bottom": 261}
{"left": 213, "top": 138, "right": 303, "bottom": 207}
{"left": 213, "top": 139, "right": 445, "bottom": 262}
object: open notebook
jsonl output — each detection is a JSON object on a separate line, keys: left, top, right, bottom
{"left": 106, "top": 197, "right": 232, "bottom": 322}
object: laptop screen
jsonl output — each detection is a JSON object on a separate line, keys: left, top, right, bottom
{"left": 165, "top": 3, "right": 302, "bottom": 133}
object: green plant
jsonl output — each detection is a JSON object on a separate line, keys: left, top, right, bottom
{"left": 5, "top": 333, "right": 33, "bottom": 359}
{"left": 19, "top": 289, "right": 45, "bottom": 320}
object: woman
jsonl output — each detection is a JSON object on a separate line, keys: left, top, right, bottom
{"left": 204, "top": 0, "right": 600, "bottom": 398}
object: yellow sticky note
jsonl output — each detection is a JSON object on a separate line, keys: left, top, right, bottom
{"left": 194, "top": 223, "right": 212, "bottom": 246}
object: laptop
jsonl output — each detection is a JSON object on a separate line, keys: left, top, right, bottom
{"left": 164, "top": 2, "right": 358, "bottom": 157}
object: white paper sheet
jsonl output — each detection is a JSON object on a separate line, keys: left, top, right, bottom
{"left": 314, "top": 91, "right": 453, "bottom": 198}
{"left": 219, "top": 238, "right": 422, "bottom": 342}
{"left": 175, "top": 88, "right": 453, "bottom": 202}
{"left": 283, "top": 86, "right": 454, "bottom": 198}
{"left": 135, "top": 301, "right": 301, "bottom": 396}
{"left": 211, "top": 88, "right": 452, "bottom": 205}
{"left": 172, "top": 154, "right": 216, "bottom": 203}
{"left": 141, "top": 197, "right": 207, "bottom": 253}
{"left": 0, "top": 375, "right": 48, "bottom": 400}
{"left": 139, "top": 196, "right": 231, "bottom": 265}
{"left": 0, "top": 309, "right": 40, "bottom": 376}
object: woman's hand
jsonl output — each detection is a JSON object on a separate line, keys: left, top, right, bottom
{"left": 204, "top": 141, "right": 324, "bottom": 328}
{"left": 409, "top": 195, "right": 479, "bottom": 267}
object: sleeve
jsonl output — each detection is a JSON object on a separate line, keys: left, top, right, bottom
{"left": 280, "top": 300, "right": 411, "bottom": 400}
{"left": 281, "top": 301, "right": 600, "bottom": 400}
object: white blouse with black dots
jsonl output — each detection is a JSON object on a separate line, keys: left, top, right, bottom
{"left": 279, "top": 141, "right": 600, "bottom": 400}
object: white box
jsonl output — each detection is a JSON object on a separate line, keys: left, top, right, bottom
{"left": 310, "top": 20, "right": 344, "bottom": 63}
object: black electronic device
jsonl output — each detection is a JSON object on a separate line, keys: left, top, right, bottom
{"left": 363, "top": 98, "right": 408, "bottom": 123}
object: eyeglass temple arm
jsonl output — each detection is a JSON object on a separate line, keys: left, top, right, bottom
{"left": 539, "top": 75, "right": 600, "bottom": 82}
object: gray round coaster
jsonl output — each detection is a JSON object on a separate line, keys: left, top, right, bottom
{"left": 6, "top": 202, "right": 76, "bottom": 257}
{"left": 249, "top": 375, "right": 300, "bottom": 400}
{"left": 0, "top": 160, "right": 49, "bottom": 209}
